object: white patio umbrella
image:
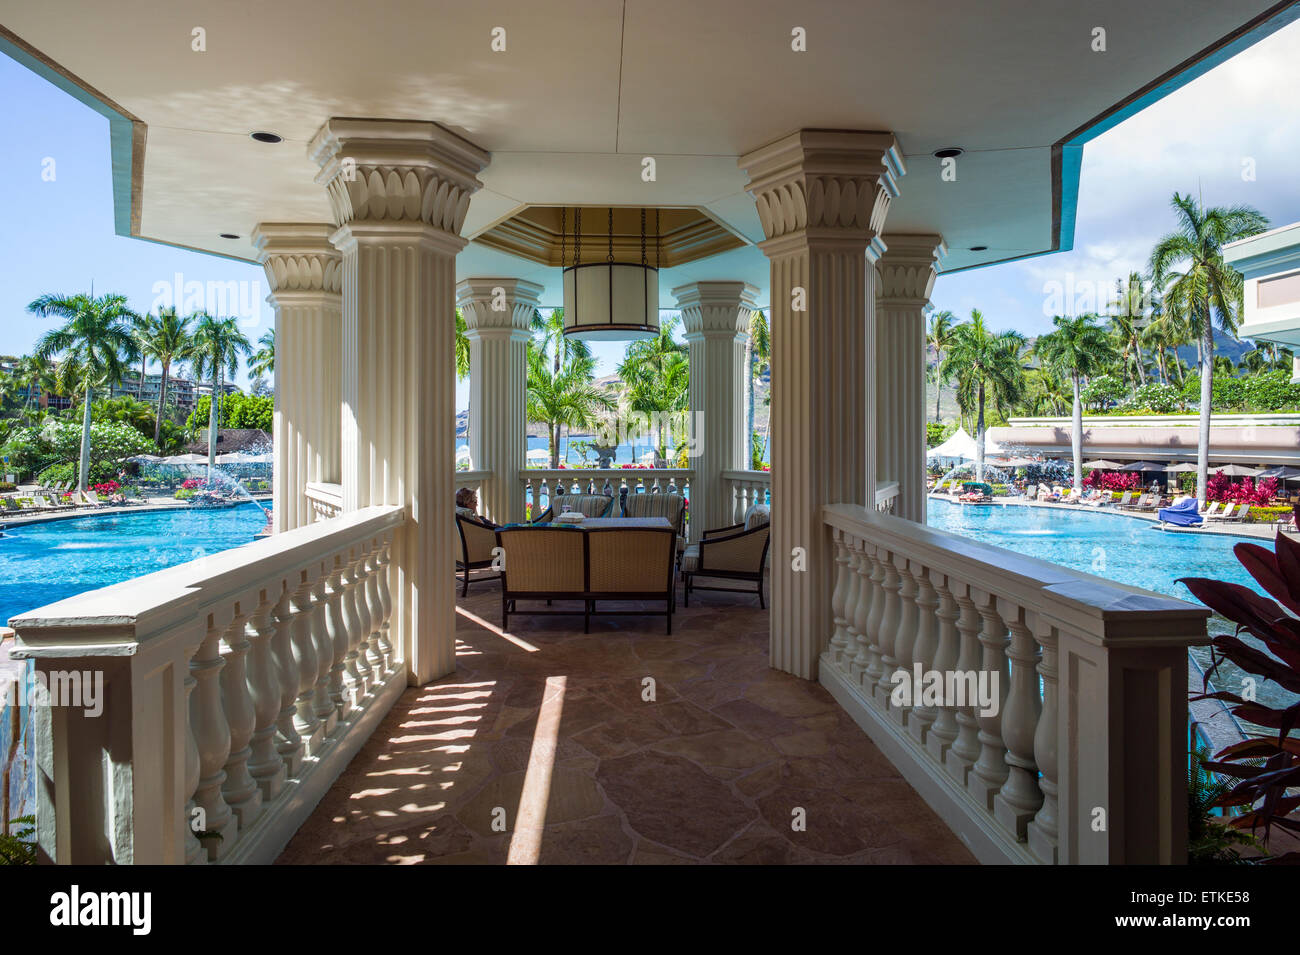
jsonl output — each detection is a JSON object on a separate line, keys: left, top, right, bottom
{"left": 1211, "top": 464, "right": 1262, "bottom": 477}
{"left": 127, "top": 453, "right": 163, "bottom": 463}
{"left": 1164, "top": 462, "right": 1199, "bottom": 473}
{"left": 1082, "top": 459, "right": 1127, "bottom": 470}
{"left": 216, "top": 452, "right": 254, "bottom": 464}
{"left": 926, "top": 426, "right": 1004, "bottom": 461}
{"left": 245, "top": 452, "right": 274, "bottom": 464}
{"left": 163, "top": 453, "right": 209, "bottom": 464}
{"left": 525, "top": 448, "right": 550, "bottom": 465}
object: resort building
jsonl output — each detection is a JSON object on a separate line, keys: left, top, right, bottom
{"left": 1226, "top": 221, "right": 1300, "bottom": 379}
{"left": 3, "top": 1, "right": 1298, "bottom": 866}
{"left": 110, "top": 372, "right": 206, "bottom": 413}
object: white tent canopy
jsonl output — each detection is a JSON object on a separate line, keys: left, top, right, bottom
{"left": 926, "top": 427, "right": 1004, "bottom": 462}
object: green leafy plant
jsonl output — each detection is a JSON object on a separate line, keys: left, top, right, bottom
{"left": 1187, "top": 744, "right": 1260, "bottom": 864}
{"left": 0, "top": 816, "right": 37, "bottom": 865}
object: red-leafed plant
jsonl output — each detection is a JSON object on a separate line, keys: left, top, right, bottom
{"left": 1206, "top": 472, "right": 1279, "bottom": 505}
{"left": 1084, "top": 470, "right": 1140, "bottom": 491}
{"left": 1179, "top": 510, "right": 1300, "bottom": 862}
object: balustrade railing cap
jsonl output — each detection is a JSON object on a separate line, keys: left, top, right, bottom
{"left": 822, "top": 503, "right": 1209, "bottom": 648}
{"left": 10, "top": 505, "right": 405, "bottom": 652}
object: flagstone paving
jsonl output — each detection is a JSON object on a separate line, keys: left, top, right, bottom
{"left": 277, "top": 583, "right": 974, "bottom": 865}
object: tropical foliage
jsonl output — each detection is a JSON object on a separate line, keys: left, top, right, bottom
{"left": 938, "top": 309, "right": 1026, "bottom": 481}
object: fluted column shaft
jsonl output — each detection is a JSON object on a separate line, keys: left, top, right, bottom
{"left": 456, "top": 278, "right": 543, "bottom": 525}
{"left": 739, "top": 129, "right": 903, "bottom": 678}
{"left": 675, "top": 281, "right": 758, "bottom": 542}
{"left": 875, "top": 235, "right": 944, "bottom": 524}
{"left": 253, "top": 224, "right": 343, "bottom": 533}
{"left": 312, "top": 118, "right": 490, "bottom": 685}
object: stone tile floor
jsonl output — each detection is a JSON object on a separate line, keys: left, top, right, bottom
{"left": 277, "top": 581, "right": 975, "bottom": 864}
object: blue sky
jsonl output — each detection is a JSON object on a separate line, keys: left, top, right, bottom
{"left": 3, "top": 18, "right": 1299, "bottom": 408}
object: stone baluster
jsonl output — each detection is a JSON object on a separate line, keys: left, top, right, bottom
{"left": 828, "top": 529, "right": 853, "bottom": 666}
{"left": 191, "top": 611, "right": 235, "bottom": 859}
{"left": 945, "top": 585, "right": 983, "bottom": 784}
{"left": 182, "top": 652, "right": 203, "bottom": 865}
{"left": 850, "top": 540, "right": 874, "bottom": 682}
{"left": 839, "top": 540, "right": 864, "bottom": 671}
{"left": 270, "top": 580, "right": 305, "bottom": 776}
{"left": 343, "top": 550, "right": 372, "bottom": 695}
{"left": 1027, "top": 620, "right": 1060, "bottom": 863}
{"left": 995, "top": 605, "right": 1044, "bottom": 837}
{"left": 288, "top": 569, "right": 323, "bottom": 754}
{"left": 376, "top": 538, "right": 395, "bottom": 670}
{"left": 324, "top": 553, "right": 353, "bottom": 718}
{"left": 969, "top": 592, "right": 1011, "bottom": 811}
{"left": 245, "top": 586, "right": 288, "bottom": 800}
{"left": 873, "top": 554, "right": 902, "bottom": 703}
{"left": 925, "top": 575, "right": 961, "bottom": 764}
{"left": 360, "top": 544, "right": 383, "bottom": 675}
{"left": 363, "top": 539, "right": 385, "bottom": 672}
{"left": 886, "top": 558, "right": 919, "bottom": 724}
{"left": 310, "top": 569, "right": 338, "bottom": 736}
{"left": 908, "top": 567, "right": 940, "bottom": 744}
{"left": 219, "top": 599, "right": 263, "bottom": 829}
{"left": 861, "top": 548, "right": 887, "bottom": 692}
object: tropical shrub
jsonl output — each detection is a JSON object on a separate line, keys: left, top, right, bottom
{"left": 90, "top": 480, "right": 120, "bottom": 495}
{"left": 0, "top": 816, "right": 36, "bottom": 865}
{"left": 1178, "top": 528, "right": 1300, "bottom": 861}
{"left": 0, "top": 482, "right": 14, "bottom": 493}
{"left": 1205, "top": 473, "right": 1278, "bottom": 505}
{"left": 1079, "top": 374, "right": 1127, "bottom": 410}
{"left": 1129, "top": 382, "right": 1183, "bottom": 414}
{"left": 1181, "top": 374, "right": 1245, "bottom": 411}
{"left": 1242, "top": 370, "right": 1300, "bottom": 413}
{"left": 1244, "top": 506, "right": 1294, "bottom": 525}
{"left": 175, "top": 488, "right": 196, "bottom": 500}
{"left": 1083, "top": 470, "right": 1140, "bottom": 491}
{"left": 36, "top": 460, "right": 119, "bottom": 488}
{"left": 186, "top": 393, "right": 273, "bottom": 435}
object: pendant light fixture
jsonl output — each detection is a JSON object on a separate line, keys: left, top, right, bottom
{"left": 562, "top": 207, "right": 660, "bottom": 341}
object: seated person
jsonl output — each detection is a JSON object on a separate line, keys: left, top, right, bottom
{"left": 455, "top": 487, "right": 497, "bottom": 528}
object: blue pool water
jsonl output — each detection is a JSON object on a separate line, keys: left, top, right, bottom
{"left": 0, "top": 503, "right": 267, "bottom": 625}
{"left": 927, "top": 498, "right": 1293, "bottom": 712}
{"left": 926, "top": 498, "right": 1265, "bottom": 602}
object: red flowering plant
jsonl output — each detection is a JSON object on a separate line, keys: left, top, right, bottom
{"left": 1083, "top": 470, "right": 1140, "bottom": 492}
{"left": 181, "top": 478, "right": 207, "bottom": 490}
{"left": 90, "top": 480, "right": 121, "bottom": 495}
{"left": 1206, "top": 472, "right": 1278, "bottom": 505}
{"left": 1178, "top": 514, "right": 1300, "bottom": 862}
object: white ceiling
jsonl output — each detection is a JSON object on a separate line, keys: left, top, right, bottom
{"left": 2, "top": 0, "right": 1295, "bottom": 308}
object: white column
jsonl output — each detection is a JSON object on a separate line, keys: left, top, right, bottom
{"left": 252, "top": 224, "right": 342, "bottom": 533}
{"left": 739, "top": 129, "right": 903, "bottom": 679}
{"left": 311, "top": 118, "right": 490, "bottom": 685}
{"left": 455, "top": 278, "right": 542, "bottom": 525}
{"left": 876, "top": 235, "right": 945, "bottom": 524}
{"left": 674, "top": 281, "right": 757, "bottom": 541}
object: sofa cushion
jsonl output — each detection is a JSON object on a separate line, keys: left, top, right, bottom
{"left": 680, "top": 543, "right": 701, "bottom": 573}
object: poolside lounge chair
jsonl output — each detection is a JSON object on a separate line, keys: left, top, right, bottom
{"left": 1200, "top": 502, "right": 1221, "bottom": 518}
{"left": 78, "top": 490, "right": 107, "bottom": 508}
{"left": 1224, "top": 504, "right": 1250, "bottom": 523}
{"left": 1157, "top": 498, "right": 1202, "bottom": 526}
{"left": 1205, "top": 503, "right": 1236, "bottom": 522}
{"left": 1113, "top": 491, "right": 1132, "bottom": 508}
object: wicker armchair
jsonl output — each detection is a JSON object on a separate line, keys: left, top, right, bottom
{"left": 531, "top": 493, "right": 614, "bottom": 523}
{"left": 455, "top": 512, "right": 501, "bottom": 596}
{"left": 620, "top": 491, "right": 686, "bottom": 557}
{"left": 680, "top": 504, "right": 771, "bottom": 608}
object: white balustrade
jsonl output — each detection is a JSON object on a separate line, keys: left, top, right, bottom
{"left": 720, "top": 469, "right": 771, "bottom": 524}
{"left": 519, "top": 468, "right": 695, "bottom": 529}
{"left": 820, "top": 503, "right": 1209, "bottom": 864}
{"left": 9, "top": 505, "right": 405, "bottom": 864}
{"left": 875, "top": 480, "right": 900, "bottom": 514}
{"left": 305, "top": 481, "right": 343, "bottom": 521}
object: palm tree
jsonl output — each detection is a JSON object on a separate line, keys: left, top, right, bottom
{"left": 1034, "top": 313, "right": 1118, "bottom": 493}
{"left": 525, "top": 348, "right": 615, "bottom": 467}
{"left": 136, "top": 307, "right": 195, "bottom": 443}
{"left": 618, "top": 315, "right": 689, "bottom": 463}
{"left": 190, "top": 313, "right": 252, "bottom": 471}
{"left": 454, "top": 310, "right": 470, "bottom": 380}
{"left": 939, "top": 309, "right": 1026, "bottom": 482}
{"left": 127, "top": 312, "right": 157, "bottom": 399}
{"left": 744, "top": 309, "right": 770, "bottom": 468}
{"left": 531, "top": 307, "right": 591, "bottom": 375}
{"left": 926, "top": 309, "right": 957, "bottom": 421}
{"left": 1107, "top": 274, "right": 1155, "bottom": 388}
{"left": 1150, "top": 193, "right": 1268, "bottom": 504}
{"left": 28, "top": 292, "right": 139, "bottom": 491}
{"left": 250, "top": 329, "right": 275, "bottom": 378}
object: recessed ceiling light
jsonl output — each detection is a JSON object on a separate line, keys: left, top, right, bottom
{"left": 250, "top": 131, "right": 282, "bottom": 144}
{"left": 969, "top": 245, "right": 988, "bottom": 252}
{"left": 219, "top": 233, "right": 239, "bottom": 239}
{"left": 933, "top": 147, "right": 964, "bottom": 159}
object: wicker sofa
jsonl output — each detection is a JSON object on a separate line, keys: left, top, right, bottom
{"left": 495, "top": 524, "right": 678, "bottom": 633}
{"left": 620, "top": 491, "right": 686, "bottom": 559}
{"left": 531, "top": 493, "right": 614, "bottom": 523}
{"left": 680, "top": 503, "right": 771, "bottom": 608}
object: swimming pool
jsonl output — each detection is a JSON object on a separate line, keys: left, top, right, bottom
{"left": 927, "top": 497, "right": 1291, "bottom": 711}
{"left": 0, "top": 503, "right": 268, "bottom": 625}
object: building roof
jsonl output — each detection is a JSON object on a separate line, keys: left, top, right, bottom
{"left": 3, "top": 1, "right": 1296, "bottom": 308}
{"left": 184, "top": 429, "right": 271, "bottom": 455}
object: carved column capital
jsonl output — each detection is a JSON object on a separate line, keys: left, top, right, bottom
{"left": 876, "top": 234, "right": 946, "bottom": 308}
{"left": 251, "top": 223, "right": 342, "bottom": 303}
{"left": 739, "top": 129, "right": 904, "bottom": 251}
{"left": 673, "top": 281, "right": 760, "bottom": 340}
{"left": 455, "top": 278, "right": 544, "bottom": 340}
{"left": 308, "top": 118, "right": 490, "bottom": 244}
